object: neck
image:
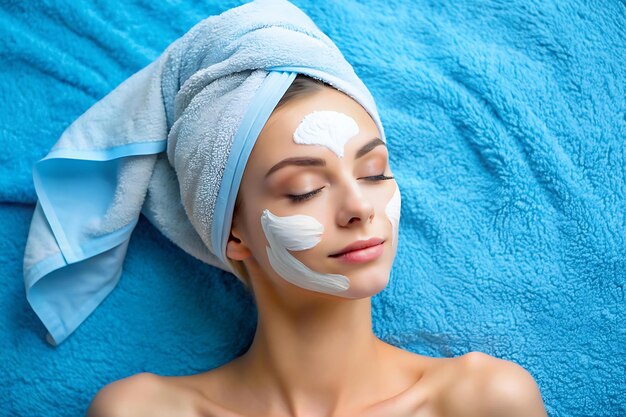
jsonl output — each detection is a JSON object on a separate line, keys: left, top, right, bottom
{"left": 234, "top": 284, "right": 387, "bottom": 417}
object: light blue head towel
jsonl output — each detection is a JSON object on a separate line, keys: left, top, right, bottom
{"left": 23, "top": 0, "right": 386, "bottom": 346}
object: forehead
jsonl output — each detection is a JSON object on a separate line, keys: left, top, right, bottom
{"left": 252, "top": 86, "right": 380, "bottom": 160}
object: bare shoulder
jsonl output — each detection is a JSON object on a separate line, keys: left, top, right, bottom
{"left": 86, "top": 372, "right": 205, "bottom": 417}
{"left": 433, "top": 351, "right": 548, "bottom": 417}
{"left": 86, "top": 373, "right": 157, "bottom": 417}
{"left": 162, "top": 369, "right": 243, "bottom": 416}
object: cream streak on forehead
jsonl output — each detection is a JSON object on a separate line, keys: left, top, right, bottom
{"left": 292, "top": 110, "right": 359, "bottom": 158}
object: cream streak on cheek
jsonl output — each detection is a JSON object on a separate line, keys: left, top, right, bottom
{"left": 292, "top": 110, "right": 359, "bottom": 158}
{"left": 260, "top": 209, "right": 350, "bottom": 294}
{"left": 385, "top": 183, "right": 402, "bottom": 255}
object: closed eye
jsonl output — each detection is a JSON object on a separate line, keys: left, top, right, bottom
{"left": 286, "top": 174, "right": 394, "bottom": 203}
{"left": 362, "top": 174, "right": 394, "bottom": 182}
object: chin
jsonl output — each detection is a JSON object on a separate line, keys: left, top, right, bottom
{"left": 338, "top": 264, "right": 392, "bottom": 299}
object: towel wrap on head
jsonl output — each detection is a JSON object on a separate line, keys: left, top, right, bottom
{"left": 22, "top": 0, "right": 386, "bottom": 346}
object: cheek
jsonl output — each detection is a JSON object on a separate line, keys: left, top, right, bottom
{"left": 363, "top": 183, "right": 393, "bottom": 214}
{"left": 384, "top": 183, "right": 401, "bottom": 222}
{"left": 383, "top": 183, "right": 401, "bottom": 254}
{"left": 259, "top": 209, "right": 334, "bottom": 276}
{"left": 243, "top": 209, "right": 270, "bottom": 258}
{"left": 259, "top": 209, "right": 326, "bottom": 254}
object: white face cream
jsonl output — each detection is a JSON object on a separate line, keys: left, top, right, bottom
{"left": 260, "top": 209, "right": 350, "bottom": 294}
{"left": 292, "top": 110, "right": 359, "bottom": 158}
{"left": 385, "top": 183, "right": 402, "bottom": 255}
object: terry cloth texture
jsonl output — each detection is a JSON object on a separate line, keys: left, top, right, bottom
{"left": 20, "top": 0, "right": 386, "bottom": 347}
{"left": 0, "top": 0, "right": 624, "bottom": 416}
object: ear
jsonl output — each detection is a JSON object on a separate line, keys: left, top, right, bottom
{"left": 226, "top": 226, "right": 252, "bottom": 261}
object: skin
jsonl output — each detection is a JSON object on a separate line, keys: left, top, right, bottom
{"left": 86, "top": 86, "right": 549, "bottom": 417}
{"left": 255, "top": 108, "right": 401, "bottom": 297}
{"left": 216, "top": 86, "right": 405, "bottom": 416}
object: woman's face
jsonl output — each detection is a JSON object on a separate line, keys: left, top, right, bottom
{"left": 228, "top": 85, "right": 401, "bottom": 300}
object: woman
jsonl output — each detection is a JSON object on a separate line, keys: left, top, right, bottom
{"left": 86, "top": 74, "right": 548, "bottom": 417}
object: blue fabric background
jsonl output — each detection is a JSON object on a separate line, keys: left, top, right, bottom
{"left": 1, "top": 1, "right": 624, "bottom": 416}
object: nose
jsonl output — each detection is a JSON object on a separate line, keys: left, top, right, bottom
{"left": 336, "top": 177, "right": 375, "bottom": 227}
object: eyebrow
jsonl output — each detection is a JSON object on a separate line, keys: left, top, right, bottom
{"left": 264, "top": 137, "right": 385, "bottom": 179}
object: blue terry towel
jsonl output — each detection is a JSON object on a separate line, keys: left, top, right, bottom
{"left": 20, "top": 0, "right": 386, "bottom": 348}
{"left": 0, "top": 1, "right": 624, "bottom": 416}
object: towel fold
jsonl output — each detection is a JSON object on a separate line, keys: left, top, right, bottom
{"left": 23, "top": 0, "right": 386, "bottom": 346}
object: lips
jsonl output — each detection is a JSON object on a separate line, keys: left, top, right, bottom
{"left": 329, "top": 237, "right": 385, "bottom": 257}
